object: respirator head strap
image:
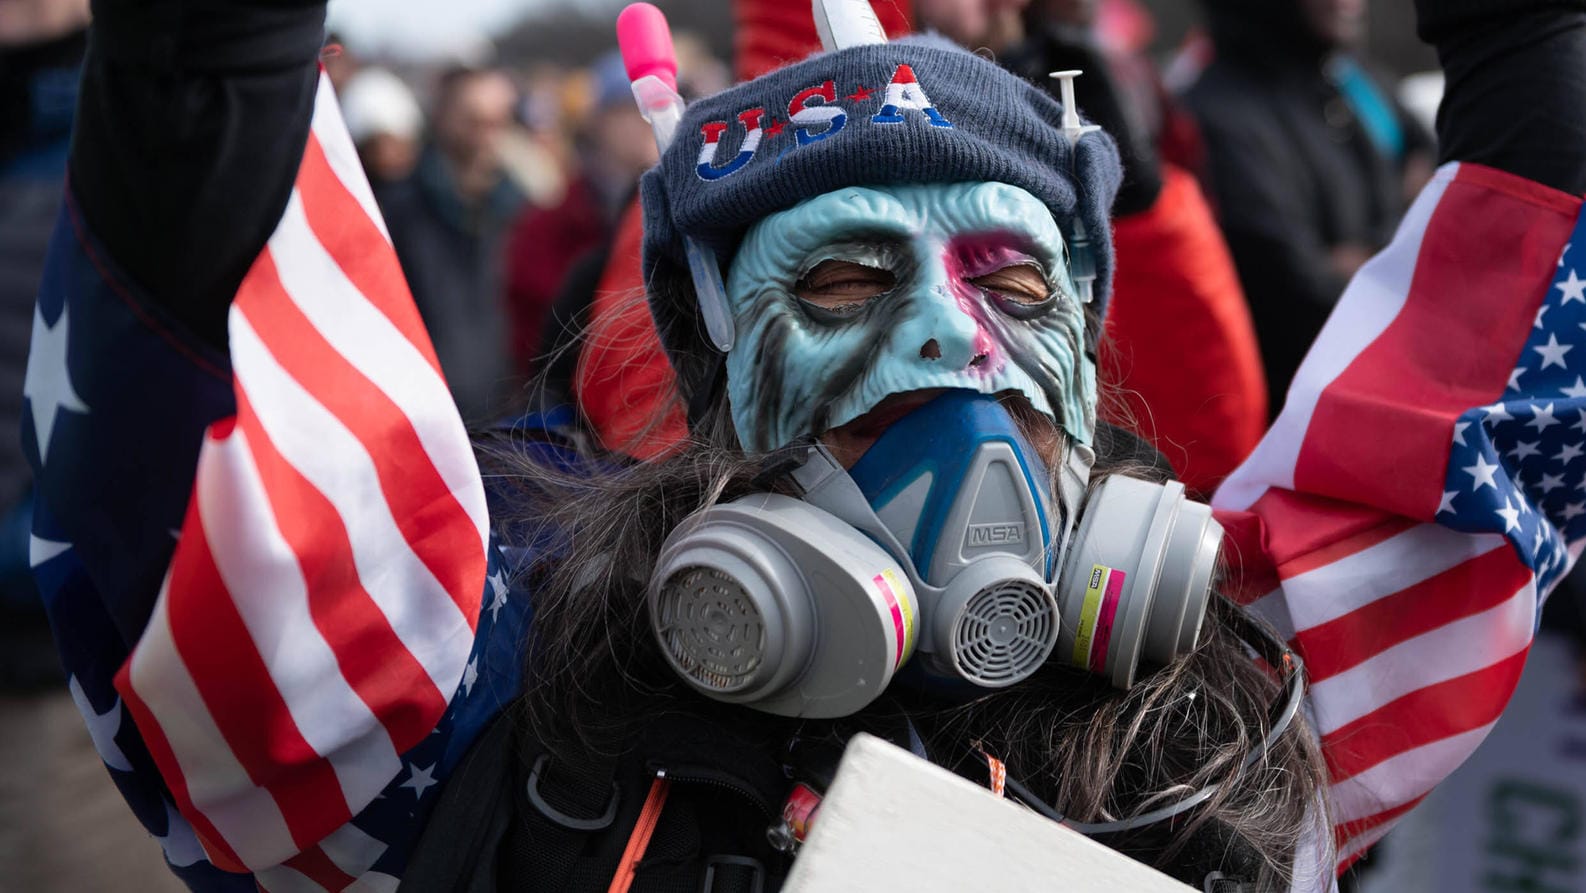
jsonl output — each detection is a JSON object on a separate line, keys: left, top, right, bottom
{"left": 993, "top": 601, "right": 1306, "bottom": 837}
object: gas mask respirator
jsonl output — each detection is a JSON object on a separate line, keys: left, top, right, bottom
{"left": 648, "top": 391, "right": 1223, "bottom": 718}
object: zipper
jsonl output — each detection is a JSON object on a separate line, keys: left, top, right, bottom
{"left": 652, "top": 763, "right": 778, "bottom": 820}
{"left": 606, "top": 773, "right": 671, "bottom": 893}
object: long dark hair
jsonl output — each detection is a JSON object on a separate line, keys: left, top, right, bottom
{"left": 479, "top": 286, "right": 1330, "bottom": 889}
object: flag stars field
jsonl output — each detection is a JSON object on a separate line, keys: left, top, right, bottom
{"left": 1533, "top": 333, "right": 1573, "bottom": 369}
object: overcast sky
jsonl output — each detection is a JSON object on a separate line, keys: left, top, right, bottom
{"left": 327, "top": 0, "right": 605, "bottom": 58}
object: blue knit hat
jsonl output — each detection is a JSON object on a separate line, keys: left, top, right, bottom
{"left": 640, "top": 35, "right": 1123, "bottom": 395}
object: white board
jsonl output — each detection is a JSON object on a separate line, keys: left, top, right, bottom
{"left": 784, "top": 732, "right": 1195, "bottom": 892}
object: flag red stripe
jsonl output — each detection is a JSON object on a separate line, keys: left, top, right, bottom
{"left": 238, "top": 251, "right": 484, "bottom": 629}
{"left": 285, "top": 844, "right": 357, "bottom": 891}
{"left": 1278, "top": 516, "right": 1418, "bottom": 580}
{"left": 1212, "top": 494, "right": 1409, "bottom": 607}
{"left": 1250, "top": 488, "right": 1414, "bottom": 570}
{"left": 233, "top": 384, "right": 449, "bottom": 753}
{"left": 162, "top": 490, "right": 353, "bottom": 850}
{"left": 294, "top": 134, "right": 442, "bottom": 376}
{"left": 1209, "top": 508, "right": 1278, "bottom": 604}
{"left": 1297, "top": 546, "right": 1531, "bottom": 682}
{"left": 114, "top": 622, "right": 250, "bottom": 873}
{"left": 1334, "top": 795, "right": 1426, "bottom": 849}
{"left": 1322, "top": 647, "right": 1530, "bottom": 782}
{"left": 1294, "top": 167, "right": 1579, "bottom": 520}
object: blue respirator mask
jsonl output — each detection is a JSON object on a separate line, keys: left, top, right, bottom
{"left": 648, "top": 391, "right": 1223, "bottom": 718}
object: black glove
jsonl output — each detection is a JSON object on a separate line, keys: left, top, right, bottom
{"left": 1010, "top": 27, "right": 1164, "bottom": 217}
{"left": 1416, "top": 0, "right": 1586, "bottom": 194}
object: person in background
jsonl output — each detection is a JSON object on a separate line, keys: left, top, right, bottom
{"left": 377, "top": 65, "right": 525, "bottom": 424}
{"left": 1182, "top": 0, "right": 1435, "bottom": 411}
{"left": 339, "top": 66, "right": 424, "bottom": 186}
{"left": 914, "top": 0, "right": 1029, "bottom": 51}
{"left": 320, "top": 29, "right": 358, "bottom": 93}
{"left": 505, "top": 52, "right": 657, "bottom": 380}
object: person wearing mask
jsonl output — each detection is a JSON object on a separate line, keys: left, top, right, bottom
{"left": 378, "top": 65, "right": 525, "bottom": 424}
{"left": 1182, "top": 0, "right": 1435, "bottom": 410}
{"left": 25, "top": 1, "right": 1586, "bottom": 891}
{"left": 578, "top": 0, "right": 1267, "bottom": 498}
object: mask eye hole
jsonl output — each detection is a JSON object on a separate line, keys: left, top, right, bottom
{"left": 795, "top": 259, "right": 897, "bottom": 318}
{"left": 970, "top": 263, "right": 1057, "bottom": 318}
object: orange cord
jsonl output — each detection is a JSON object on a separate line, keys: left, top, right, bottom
{"left": 606, "top": 776, "right": 671, "bottom": 893}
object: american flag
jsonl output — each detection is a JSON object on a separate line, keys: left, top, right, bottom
{"left": 25, "top": 73, "right": 528, "bottom": 890}
{"left": 1213, "top": 162, "right": 1586, "bottom": 875}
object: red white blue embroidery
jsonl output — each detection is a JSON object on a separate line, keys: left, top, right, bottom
{"left": 693, "top": 63, "right": 954, "bottom": 182}
{"left": 696, "top": 108, "right": 766, "bottom": 181}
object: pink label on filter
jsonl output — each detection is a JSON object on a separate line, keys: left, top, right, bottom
{"left": 873, "top": 572, "right": 907, "bottom": 669}
{"left": 1087, "top": 568, "right": 1126, "bottom": 675}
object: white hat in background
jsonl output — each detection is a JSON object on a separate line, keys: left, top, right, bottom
{"left": 340, "top": 67, "right": 424, "bottom": 145}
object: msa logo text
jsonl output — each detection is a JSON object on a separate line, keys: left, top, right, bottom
{"left": 966, "top": 523, "right": 1025, "bottom": 547}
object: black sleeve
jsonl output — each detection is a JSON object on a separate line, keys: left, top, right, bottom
{"left": 1416, "top": 0, "right": 1586, "bottom": 195}
{"left": 69, "top": 0, "right": 327, "bottom": 348}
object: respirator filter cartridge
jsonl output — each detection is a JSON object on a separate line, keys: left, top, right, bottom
{"left": 1057, "top": 475, "right": 1222, "bottom": 688}
{"left": 650, "top": 493, "right": 919, "bottom": 718}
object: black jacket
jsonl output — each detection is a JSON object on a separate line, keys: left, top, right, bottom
{"left": 1183, "top": 0, "right": 1432, "bottom": 408}
{"left": 376, "top": 148, "right": 524, "bottom": 425}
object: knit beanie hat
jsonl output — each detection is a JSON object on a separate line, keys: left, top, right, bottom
{"left": 640, "top": 34, "right": 1123, "bottom": 404}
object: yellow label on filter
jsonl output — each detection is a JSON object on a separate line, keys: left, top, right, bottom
{"left": 883, "top": 567, "right": 917, "bottom": 657}
{"left": 1071, "top": 564, "right": 1109, "bottom": 667}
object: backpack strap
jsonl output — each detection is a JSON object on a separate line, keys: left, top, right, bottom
{"left": 500, "top": 738, "right": 623, "bottom": 891}
{"left": 397, "top": 710, "right": 518, "bottom": 893}
{"left": 396, "top": 709, "right": 625, "bottom": 893}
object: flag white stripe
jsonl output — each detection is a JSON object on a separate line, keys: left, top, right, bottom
{"left": 1308, "top": 578, "right": 1535, "bottom": 733}
{"left": 319, "top": 822, "right": 389, "bottom": 878}
{"left": 310, "top": 73, "right": 389, "bottom": 244}
{"left": 197, "top": 428, "right": 401, "bottom": 809}
{"left": 268, "top": 192, "right": 488, "bottom": 550}
{"left": 256, "top": 864, "right": 330, "bottom": 893}
{"left": 1287, "top": 801, "right": 1337, "bottom": 893}
{"left": 1338, "top": 820, "right": 1397, "bottom": 866}
{"left": 1215, "top": 163, "right": 1459, "bottom": 512}
{"left": 128, "top": 596, "right": 297, "bottom": 868}
{"left": 1282, "top": 526, "right": 1510, "bottom": 633}
{"left": 346, "top": 871, "right": 402, "bottom": 893}
{"left": 229, "top": 310, "right": 474, "bottom": 697}
{"left": 1327, "top": 722, "right": 1495, "bottom": 825}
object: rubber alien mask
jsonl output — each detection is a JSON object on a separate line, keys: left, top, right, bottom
{"left": 724, "top": 181, "right": 1096, "bottom": 453}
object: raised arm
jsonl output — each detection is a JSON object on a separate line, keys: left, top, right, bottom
{"left": 1212, "top": 0, "right": 1586, "bottom": 872}
{"left": 28, "top": 1, "right": 512, "bottom": 887}
{"left": 71, "top": 0, "right": 323, "bottom": 344}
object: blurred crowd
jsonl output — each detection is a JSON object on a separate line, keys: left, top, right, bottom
{"left": 319, "top": 30, "right": 729, "bottom": 423}
{"left": 309, "top": 0, "right": 1442, "bottom": 441}
{"left": 3, "top": 0, "right": 1584, "bottom": 889}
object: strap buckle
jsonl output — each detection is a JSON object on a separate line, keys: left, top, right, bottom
{"left": 701, "top": 855, "right": 765, "bottom": 893}
{"left": 525, "top": 753, "right": 620, "bottom": 831}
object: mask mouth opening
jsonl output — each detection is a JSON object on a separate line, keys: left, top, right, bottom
{"left": 821, "top": 387, "right": 1063, "bottom": 469}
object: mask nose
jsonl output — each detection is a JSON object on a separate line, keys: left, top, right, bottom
{"left": 913, "top": 287, "right": 988, "bottom": 370}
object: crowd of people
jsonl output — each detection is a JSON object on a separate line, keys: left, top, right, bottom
{"left": 309, "top": 0, "right": 1434, "bottom": 492}
{"left": 5, "top": 0, "right": 1586, "bottom": 890}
